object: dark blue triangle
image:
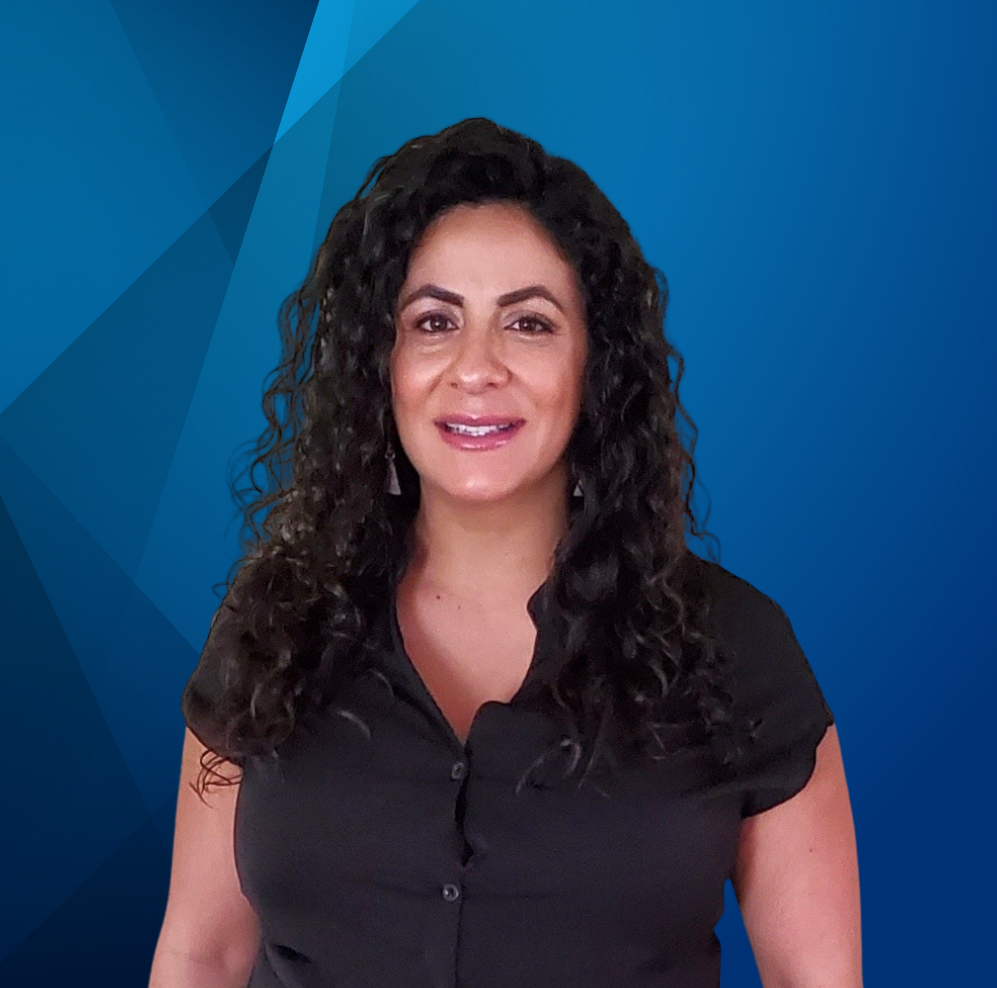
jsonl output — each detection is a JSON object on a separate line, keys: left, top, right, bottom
{"left": 0, "top": 810, "right": 172, "bottom": 986}
{"left": 209, "top": 147, "right": 272, "bottom": 263}
{"left": 0, "top": 477, "right": 151, "bottom": 962}
{"left": 108, "top": 0, "right": 320, "bottom": 204}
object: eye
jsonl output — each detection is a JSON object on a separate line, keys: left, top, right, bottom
{"left": 415, "top": 312, "right": 456, "bottom": 334}
{"left": 510, "top": 315, "right": 554, "bottom": 334}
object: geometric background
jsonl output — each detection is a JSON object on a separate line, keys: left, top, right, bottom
{"left": 1, "top": 0, "right": 994, "bottom": 984}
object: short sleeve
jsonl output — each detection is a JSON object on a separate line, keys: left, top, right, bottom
{"left": 703, "top": 561, "right": 835, "bottom": 817}
{"left": 180, "top": 575, "right": 246, "bottom": 759}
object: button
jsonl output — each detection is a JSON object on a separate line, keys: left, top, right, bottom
{"left": 441, "top": 883, "right": 461, "bottom": 902}
{"left": 450, "top": 760, "right": 466, "bottom": 781}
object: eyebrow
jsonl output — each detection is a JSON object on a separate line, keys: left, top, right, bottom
{"left": 397, "top": 283, "right": 566, "bottom": 314}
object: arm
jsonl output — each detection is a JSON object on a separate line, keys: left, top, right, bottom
{"left": 732, "top": 725, "right": 862, "bottom": 988}
{"left": 148, "top": 729, "right": 261, "bottom": 988}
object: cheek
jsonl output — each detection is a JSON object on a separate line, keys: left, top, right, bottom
{"left": 388, "top": 356, "right": 440, "bottom": 439}
{"left": 388, "top": 351, "right": 419, "bottom": 404}
{"left": 555, "top": 353, "right": 587, "bottom": 411}
{"left": 534, "top": 375, "right": 584, "bottom": 441}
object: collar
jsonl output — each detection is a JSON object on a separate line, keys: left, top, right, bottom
{"left": 372, "top": 570, "right": 561, "bottom": 722}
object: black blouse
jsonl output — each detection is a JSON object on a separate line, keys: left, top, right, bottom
{"left": 181, "top": 554, "right": 833, "bottom": 988}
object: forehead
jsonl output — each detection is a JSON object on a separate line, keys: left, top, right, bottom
{"left": 404, "top": 202, "right": 577, "bottom": 288}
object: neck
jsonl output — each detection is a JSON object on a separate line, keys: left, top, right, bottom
{"left": 403, "top": 469, "right": 571, "bottom": 601}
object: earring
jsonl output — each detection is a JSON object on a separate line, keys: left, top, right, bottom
{"left": 385, "top": 442, "right": 401, "bottom": 495}
{"left": 572, "top": 480, "right": 582, "bottom": 498}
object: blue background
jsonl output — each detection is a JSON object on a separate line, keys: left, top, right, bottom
{"left": 1, "top": 0, "right": 994, "bottom": 983}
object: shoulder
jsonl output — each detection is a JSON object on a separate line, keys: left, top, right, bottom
{"left": 180, "top": 565, "right": 256, "bottom": 757}
{"left": 688, "top": 555, "right": 827, "bottom": 698}
{"left": 688, "top": 553, "right": 792, "bottom": 639}
{"left": 688, "top": 553, "right": 834, "bottom": 748}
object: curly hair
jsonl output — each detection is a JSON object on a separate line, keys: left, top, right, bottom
{"left": 186, "top": 117, "right": 751, "bottom": 797}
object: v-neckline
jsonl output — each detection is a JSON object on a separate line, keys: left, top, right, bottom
{"left": 386, "top": 579, "right": 553, "bottom": 753}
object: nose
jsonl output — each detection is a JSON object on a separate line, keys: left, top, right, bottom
{"left": 449, "top": 322, "right": 510, "bottom": 391}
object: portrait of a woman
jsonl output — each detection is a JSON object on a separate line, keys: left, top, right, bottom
{"left": 150, "top": 117, "right": 861, "bottom": 988}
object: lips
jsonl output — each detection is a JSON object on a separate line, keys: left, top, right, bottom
{"left": 435, "top": 417, "right": 525, "bottom": 450}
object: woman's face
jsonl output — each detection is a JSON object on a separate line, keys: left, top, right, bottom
{"left": 390, "top": 201, "right": 588, "bottom": 505}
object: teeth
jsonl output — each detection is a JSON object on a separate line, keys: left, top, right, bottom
{"left": 445, "top": 422, "right": 515, "bottom": 436}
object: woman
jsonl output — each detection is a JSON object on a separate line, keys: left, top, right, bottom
{"left": 150, "top": 118, "right": 861, "bottom": 988}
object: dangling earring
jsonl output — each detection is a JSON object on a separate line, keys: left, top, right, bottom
{"left": 385, "top": 442, "right": 401, "bottom": 495}
{"left": 572, "top": 479, "right": 582, "bottom": 498}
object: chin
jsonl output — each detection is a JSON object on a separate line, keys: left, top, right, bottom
{"left": 440, "top": 476, "right": 520, "bottom": 502}
{"left": 451, "top": 485, "right": 513, "bottom": 502}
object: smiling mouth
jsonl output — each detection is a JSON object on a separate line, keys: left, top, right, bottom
{"left": 435, "top": 419, "right": 526, "bottom": 449}
{"left": 441, "top": 421, "right": 521, "bottom": 436}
